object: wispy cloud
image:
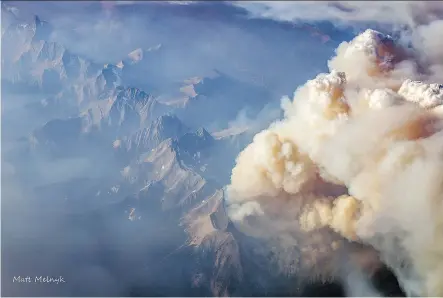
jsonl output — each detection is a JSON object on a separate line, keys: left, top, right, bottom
{"left": 231, "top": 1, "right": 443, "bottom": 27}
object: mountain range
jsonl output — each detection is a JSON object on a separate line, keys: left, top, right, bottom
{"left": 1, "top": 2, "right": 405, "bottom": 297}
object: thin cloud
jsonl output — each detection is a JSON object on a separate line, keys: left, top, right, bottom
{"left": 231, "top": 1, "right": 443, "bottom": 27}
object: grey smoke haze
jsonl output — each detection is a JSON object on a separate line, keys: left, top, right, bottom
{"left": 6, "top": 1, "right": 340, "bottom": 95}
{"left": 234, "top": 1, "right": 443, "bottom": 28}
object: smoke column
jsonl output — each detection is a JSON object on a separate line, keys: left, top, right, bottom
{"left": 225, "top": 27, "right": 443, "bottom": 296}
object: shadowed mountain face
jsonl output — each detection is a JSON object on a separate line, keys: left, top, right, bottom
{"left": 1, "top": 2, "right": 406, "bottom": 297}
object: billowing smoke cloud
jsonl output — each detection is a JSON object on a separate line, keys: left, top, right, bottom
{"left": 226, "top": 24, "right": 443, "bottom": 296}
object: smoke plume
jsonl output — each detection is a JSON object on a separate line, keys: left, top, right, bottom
{"left": 225, "top": 26, "right": 443, "bottom": 296}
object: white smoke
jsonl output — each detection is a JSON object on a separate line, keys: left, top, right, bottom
{"left": 233, "top": 1, "right": 443, "bottom": 28}
{"left": 225, "top": 25, "right": 443, "bottom": 296}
